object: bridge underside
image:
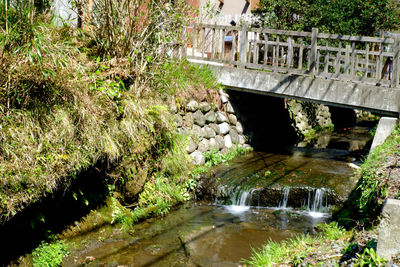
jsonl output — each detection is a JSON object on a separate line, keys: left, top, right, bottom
{"left": 207, "top": 65, "right": 400, "bottom": 117}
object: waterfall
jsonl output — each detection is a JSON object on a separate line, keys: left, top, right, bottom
{"left": 278, "top": 188, "right": 290, "bottom": 208}
{"left": 309, "top": 189, "right": 325, "bottom": 212}
{"left": 307, "top": 188, "right": 327, "bottom": 218}
{"left": 226, "top": 188, "right": 256, "bottom": 213}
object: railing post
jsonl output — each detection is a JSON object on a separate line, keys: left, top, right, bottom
{"left": 391, "top": 34, "right": 400, "bottom": 88}
{"left": 310, "top": 28, "right": 319, "bottom": 75}
{"left": 239, "top": 24, "right": 248, "bottom": 67}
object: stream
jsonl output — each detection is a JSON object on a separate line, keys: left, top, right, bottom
{"left": 61, "top": 124, "right": 373, "bottom": 266}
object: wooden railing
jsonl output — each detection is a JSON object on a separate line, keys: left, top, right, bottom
{"left": 186, "top": 24, "right": 400, "bottom": 88}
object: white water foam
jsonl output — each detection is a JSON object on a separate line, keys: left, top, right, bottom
{"left": 225, "top": 188, "right": 256, "bottom": 213}
{"left": 278, "top": 188, "right": 290, "bottom": 208}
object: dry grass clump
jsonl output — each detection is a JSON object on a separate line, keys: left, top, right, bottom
{"left": 0, "top": 0, "right": 221, "bottom": 223}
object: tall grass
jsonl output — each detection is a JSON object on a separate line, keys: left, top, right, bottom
{"left": 0, "top": 1, "right": 211, "bottom": 222}
{"left": 244, "top": 222, "right": 349, "bottom": 266}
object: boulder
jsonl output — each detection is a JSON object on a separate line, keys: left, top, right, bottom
{"left": 186, "top": 137, "right": 197, "bottom": 153}
{"left": 190, "top": 151, "right": 205, "bottom": 165}
{"left": 177, "top": 127, "right": 189, "bottom": 136}
{"left": 193, "top": 110, "right": 206, "bottom": 127}
{"left": 198, "top": 139, "right": 210, "bottom": 153}
{"left": 209, "top": 123, "right": 220, "bottom": 135}
{"left": 216, "top": 111, "right": 228, "bottom": 123}
{"left": 238, "top": 134, "right": 246, "bottom": 145}
{"left": 209, "top": 138, "right": 220, "bottom": 151}
{"left": 199, "top": 102, "right": 212, "bottom": 113}
{"left": 226, "top": 102, "right": 235, "bottom": 114}
{"left": 218, "top": 122, "right": 230, "bottom": 135}
{"left": 187, "top": 100, "right": 199, "bottom": 112}
{"left": 174, "top": 114, "right": 183, "bottom": 128}
{"left": 203, "top": 126, "right": 216, "bottom": 139}
{"left": 192, "top": 125, "right": 204, "bottom": 139}
{"left": 229, "top": 129, "right": 240, "bottom": 144}
{"left": 215, "top": 135, "right": 225, "bottom": 150}
{"left": 228, "top": 114, "right": 237, "bottom": 125}
{"left": 183, "top": 113, "right": 194, "bottom": 128}
{"left": 224, "top": 134, "right": 233, "bottom": 149}
{"left": 205, "top": 111, "right": 216, "bottom": 123}
{"left": 236, "top": 122, "right": 244, "bottom": 134}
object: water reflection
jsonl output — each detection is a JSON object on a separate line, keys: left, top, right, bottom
{"left": 65, "top": 203, "right": 328, "bottom": 266}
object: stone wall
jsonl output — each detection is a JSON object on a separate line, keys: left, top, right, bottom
{"left": 174, "top": 97, "right": 250, "bottom": 165}
{"left": 287, "top": 100, "right": 332, "bottom": 134}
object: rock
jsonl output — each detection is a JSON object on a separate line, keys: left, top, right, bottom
{"left": 224, "top": 135, "right": 233, "bottom": 149}
{"left": 377, "top": 199, "right": 400, "bottom": 261}
{"left": 199, "top": 102, "right": 212, "bottom": 113}
{"left": 174, "top": 115, "right": 183, "bottom": 127}
{"left": 209, "top": 123, "right": 220, "bottom": 135}
{"left": 239, "top": 134, "right": 246, "bottom": 145}
{"left": 226, "top": 102, "right": 235, "bottom": 114}
{"left": 198, "top": 139, "right": 209, "bottom": 152}
{"left": 187, "top": 100, "right": 199, "bottom": 112}
{"left": 169, "top": 101, "right": 178, "bottom": 114}
{"left": 186, "top": 137, "right": 197, "bottom": 153}
{"left": 124, "top": 168, "right": 147, "bottom": 198}
{"left": 193, "top": 110, "right": 206, "bottom": 127}
{"left": 177, "top": 127, "right": 189, "bottom": 136}
{"left": 209, "top": 138, "right": 220, "bottom": 151}
{"left": 215, "top": 135, "right": 225, "bottom": 149}
{"left": 221, "top": 147, "right": 230, "bottom": 154}
{"left": 183, "top": 113, "right": 194, "bottom": 128}
{"left": 229, "top": 129, "right": 239, "bottom": 144}
{"left": 236, "top": 122, "right": 244, "bottom": 134}
{"left": 205, "top": 111, "right": 216, "bottom": 123}
{"left": 203, "top": 126, "right": 216, "bottom": 139}
{"left": 216, "top": 111, "right": 228, "bottom": 123}
{"left": 228, "top": 114, "right": 237, "bottom": 125}
{"left": 218, "top": 122, "right": 230, "bottom": 135}
{"left": 192, "top": 125, "right": 204, "bottom": 138}
{"left": 243, "top": 144, "right": 252, "bottom": 150}
{"left": 190, "top": 151, "right": 205, "bottom": 165}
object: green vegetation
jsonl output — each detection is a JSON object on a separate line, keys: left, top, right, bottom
{"left": 253, "top": 0, "right": 400, "bottom": 35}
{"left": 303, "top": 123, "right": 334, "bottom": 141}
{"left": 191, "top": 145, "right": 251, "bottom": 177}
{"left": 335, "top": 125, "right": 400, "bottom": 228}
{"left": 0, "top": 0, "right": 223, "bottom": 225}
{"left": 32, "top": 240, "right": 69, "bottom": 267}
{"left": 244, "top": 222, "right": 349, "bottom": 266}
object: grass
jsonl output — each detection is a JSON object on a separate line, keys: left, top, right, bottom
{"left": 335, "top": 125, "right": 400, "bottom": 228}
{"left": 0, "top": 11, "right": 222, "bottom": 223}
{"left": 244, "top": 222, "right": 350, "bottom": 266}
{"left": 32, "top": 240, "right": 69, "bottom": 267}
{"left": 191, "top": 145, "right": 251, "bottom": 177}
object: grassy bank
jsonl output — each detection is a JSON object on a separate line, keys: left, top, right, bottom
{"left": 245, "top": 126, "right": 400, "bottom": 266}
{"left": 0, "top": 1, "right": 220, "bottom": 224}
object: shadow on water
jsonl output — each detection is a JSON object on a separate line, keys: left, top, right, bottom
{"left": 0, "top": 160, "right": 110, "bottom": 266}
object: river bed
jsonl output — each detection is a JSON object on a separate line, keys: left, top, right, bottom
{"left": 60, "top": 124, "right": 375, "bottom": 266}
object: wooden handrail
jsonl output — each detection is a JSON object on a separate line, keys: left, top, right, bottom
{"left": 186, "top": 24, "right": 400, "bottom": 87}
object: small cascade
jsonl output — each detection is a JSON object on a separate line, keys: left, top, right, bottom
{"left": 226, "top": 188, "right": 257, "bottom": 213}
{"left": 278, "top": 188, "right": 290, "bottom": 208}
{"left": 306, "top": 188, "right": 328, "bottom": 218}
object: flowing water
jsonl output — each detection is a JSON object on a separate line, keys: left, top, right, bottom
{"left": 61, "top": 125, "right": 373, "bottom": 266}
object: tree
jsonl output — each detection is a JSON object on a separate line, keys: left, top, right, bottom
{"left": 252, "top": 0, "right": 400, "bottom": 35}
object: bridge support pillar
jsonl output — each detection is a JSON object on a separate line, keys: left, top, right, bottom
{"left": 370, "top": 117, "right": 399, "bottom": 151}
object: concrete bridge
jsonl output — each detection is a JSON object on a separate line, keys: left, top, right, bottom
{"left": 181, "top": 24, "right": 400, "bottom": 149}
{"left": 183, "top": 24, "right": 400, "bottom": 117}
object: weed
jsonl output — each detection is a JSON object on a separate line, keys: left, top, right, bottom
{"left": 355, "top": 247, "right": 386, "bottom": 267}
{"left": 244, "top": 222, "right": 349, "bottom": 266}
{"left": 32, "top": 240, "right": 69, "bottom": 267}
